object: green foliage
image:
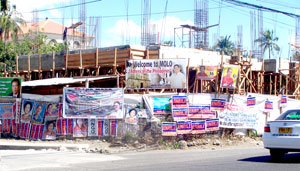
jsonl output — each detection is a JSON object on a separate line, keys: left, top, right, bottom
{"left": 214, "top": 35, "right": 235, "bottom": 56}
{"left": 159, "top": 139, "right": 169, "bottom": 149}
{"left": 122, "top": 132, "right": 135, "bottom": 143}
{"left": 255, "top": 30, "right": 280, "bottom": 59}
{"left": 172, "top": 141, "right": 180, "bottom": 149}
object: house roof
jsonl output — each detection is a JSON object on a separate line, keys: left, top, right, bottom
{"left": 19, "top": 19, "right": 93, "bottom": 38}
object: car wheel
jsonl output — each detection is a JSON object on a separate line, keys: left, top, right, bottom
{"left": 270, "top": 149, "right": 285, "bottom": 162}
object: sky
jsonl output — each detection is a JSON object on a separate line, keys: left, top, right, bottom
{"left": 9, "top": 0, "right": 300, "bottom": 59}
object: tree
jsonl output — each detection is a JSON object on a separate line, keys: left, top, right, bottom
{"left": 214, "top": 35, "right": 235, "bottom": 56}
{"left": 255, "top": 30, "right": 280, "bottom": 59}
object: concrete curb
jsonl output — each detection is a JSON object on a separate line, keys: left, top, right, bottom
{"left": 0, "top": 142, "right": 89, "bottom": 151}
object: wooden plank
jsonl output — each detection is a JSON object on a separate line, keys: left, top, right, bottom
{"left": 16, "top": 54, "right": 19, "bottom": 76}
{"left": 52, "top": 51, "right": 55, "bottom": 78}
{"left": 114, "top": 48, "right": 117, "bottom": 75}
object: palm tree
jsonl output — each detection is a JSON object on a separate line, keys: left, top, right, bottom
{"left": 214, "top": 35, "right": 235, "bottom": 56}
{"left": 255, "top": 30, "right": 280, "bottom": 59}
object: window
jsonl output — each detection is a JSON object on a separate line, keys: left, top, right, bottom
{"left": 276, "top": 110, "right": 300, "bottom": 120}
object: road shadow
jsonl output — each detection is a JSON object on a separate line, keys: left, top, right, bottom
{"left": 239, "top": 153, "right": 300, "bottom": 164}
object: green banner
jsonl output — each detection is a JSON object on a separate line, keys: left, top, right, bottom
{"left": 0, "top": 78, "right": 22, "bottom": 98}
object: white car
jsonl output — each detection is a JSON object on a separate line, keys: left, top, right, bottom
{"left": 263, "top": 109, "right": 300, "bottom": 161}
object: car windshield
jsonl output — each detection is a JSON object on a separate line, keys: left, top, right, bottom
{"left": 276, "top": 110, "right": 300, "bottom": 120}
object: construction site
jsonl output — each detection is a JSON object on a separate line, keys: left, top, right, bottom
{"left": 0, "top": 0, "right": 297, "bottom": 99}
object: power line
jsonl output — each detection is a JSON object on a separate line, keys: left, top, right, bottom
{"left": 254, "top": 0, "right": 300, "bottom": 10}
{"left": 224, "top": 0, "right": 300, "bottom": 18}
{"left": 23, "top": 0, "right": 102, "bottom": 13}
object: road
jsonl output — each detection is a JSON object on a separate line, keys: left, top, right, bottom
{"left": 1, "top": 147, "right": 300, "bottom": 171}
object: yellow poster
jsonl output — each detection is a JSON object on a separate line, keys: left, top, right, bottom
{"left": 196, "top": 66, "right": 218, "bottom": 80}
{"left": 220, "top": 65, "right": 239, "bottom": 89}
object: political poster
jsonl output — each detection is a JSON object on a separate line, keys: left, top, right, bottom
{"left": 219, "top": 103, "right": 260, "bottom": 129}
{"left": 42, "top": 120, "right": 56, "bottom": 140}
{"left": 172, "top": 108, "right": 188, "bottom": 121}
{"left": 31, "top": 102, "right": 46, "bottom": 124}
{"left": 97, "top": 120, "right": 104, "bottom": 136}
{"left": 265, "top": 100, "right": 273, "bottom": 112}
{"left": 153, "top": 97, "right": 172, "bottom": 114}
{"left": 110, "top": 120, "right": 117, "bottom": 137}
{"left": 191, "top": 121, "right": 206, "bottom": 134}
{"left": 188, "top": 105, "right": 216, "bottom": 119}
{"left": 20, "top": 122, "right": 31, "bottom": 139}
{"left": 172, "top": 96, "right": 188, "bottom": 108}
{"left": 2, "top": 118, "right": 12, "bottom": 133}
{"left": 63, "top": 88, "right": 124, "bottom": 119}
{"left": 56, "top": 118, "right": 73, "bottom": 135}
{"left": 0, "top": 78, "right": 22, "bottom": 98}
{"left": 162, "top": 122, "right": 177, "bottom": 136}
{"left": 125, "top": 108, "right": 138, "bottom": 124}
{"left": 30, "top": 124, "right": 44, "bottom": 140}
{"left": 21, "top": 100, "right": 34, "bottom": 123}
{"left": 0, "top": 103, "right": 14, "bottom": 119}
{"left": 247, "top": 97, "right": 256, "bottom": 108}
{"left": 44, "top": 103, "right": 59, "bottom": 118}
{"left": 177, "top": 120, "right": 192, "bottom": 134}
{"left": 73, "top": 118, "right": 88, "bottom": 137}
{"left": 211, "top": 99, "right": 226, "bottom": 111}
{"left": 126, "top": 59, "right": 187, "bottom": 89}
{"left": 280, "top": 96, "right": 287, "bottom": 107}
{"left": 103, "top": 119, "right": 110, "bottom": 136}
{"left": 88, "top": 119, "right": 98, "bottom": 136}
{"left": 206, "top": 119, "right": 219, "bottom": 131}
{"left": 220, "top": 65, "right": 239, "bottom": 89}
{"left": 196, "top": 66, "right": 218, "bottom": 80}
{"left": 14, "top": 98, "right": 21, "bottom": 123}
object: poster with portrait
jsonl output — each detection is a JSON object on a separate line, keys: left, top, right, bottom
{"left": 31, "top": 102, "right": 46, "bottom": 124}
{"left": 73, "top": 118, "right": 88, "bottom": 137}
{"left": 220, "top": 65, "right": 239, "bottom": 89}
{"left": 63, "top": 88, "right": 124, "bottom": 119}
{"left": 42, "top": 120, "right": 57, "bottom": 140}
{"left": 126, "top": 59, "right": 187, "bottom": 89}
{"left": 196, "top": 66, "right": 218, "bottom": 80}
{"left": 0, "top": 78, "right": 22, "bottom": 98}
{"left": 125, "top": 108, "right": 138, "bottom": 124}
{"left": 153, "top": 97, "right": 172, "bottom": 114}
{"left": 0, "top": 103, "right": 14, "bottom": 119}
{"left": 21, "top": 100, "right": 35, "bottom": 123}
{"left": 44, "top": 103, "right": 59, "bottom": 118}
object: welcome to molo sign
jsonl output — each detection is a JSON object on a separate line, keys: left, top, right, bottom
{"left": 126, "top": 59, "right": 187, "bottom": 89}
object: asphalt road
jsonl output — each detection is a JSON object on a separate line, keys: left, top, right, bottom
{"left": 1, "top": 147, "right": 300, "bottom": 171}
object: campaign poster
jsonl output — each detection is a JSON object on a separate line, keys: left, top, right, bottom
{"left": 63, "top": 88, "right": 124, "bottom": 119}
{"left": 30, "top": 124, "right": 44, "bottom": 140}
{"left": 196, "top": 66, "right": 218, "bottom": 80}
{"left": 220, "top": 65, "right": 239, "bottom": 89}
{"left": 177, "top": 120, "right": 192, "bottom": 134}
{"left": 31, "top": 102, "right": 46, "bottom": 124}
{"left": 162, "top": 122, "right": 177, "bottom": 136}
{"left": 103, "top": 119, "right": 110, "bottom": 136}
{"left": 0, "top": 103, "right": 14, "bottom": 119}
{"left": 2, "top": 119, "right": 11, "bottom": 133}
{"left": 191, "top": 121, "right": 206, "bottom": 134}
{"left": 280, "top": 96, "right": 287, "bottom": 107}
{"left": 88, "top": 119, "right": 98, "bottom": 137}
{"left": 73, "top": 118, "right": 88, "bottom": 137}
{"left": 153, "top": 97, "right": 172, "bottom": 114}
{"left": 188, "top": 105, "right": 216, "bottom": 119}
{"left": 172, "top": 96, "right": 188, "bottom": 108}
{"left": 172, "top": 108, "right": 188, "bottom": 121}
{"left": 0, "top": 78, "right": 22, "bottom": 98}
{"left": 247, "top": 97, "right": 256, "bottom": 108}
{"left": 206, "top": 118, "right": 219, "bottom": 131}
{"left": 56, "top": 118, "right": 73, "bottom": 135}
{"left": 42, "top": 120, "right": 56, "bottom": 140}
{"left": 110, "top": 120, "right": 117, "bottom": 137}
{"left": 14, "top": 98, "right": 21, "bottom": 123}
{"left": 210, "top": 99, "right": 226, "bottom": 111}
{"left": 21, "top": 100, "right": 34, "bottom": 123}
{"left": 97, "top": 120, "right": 104, "bottom": 136}
{"left": 265, "top": 100, "right": 273, "bottom": 112}
{"left": 125, "top": 108, "right": 138, "bottom": 124}
{"left": 44, "top": 103, "right": 59, "bottom": 118}
{"left": 20, "top": 122, "right": 31, "bottom": 139}
{"left": 126, "top": 59, "right": 187, "bottom": 89}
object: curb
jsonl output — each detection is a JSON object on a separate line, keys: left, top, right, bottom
{"left": 0, "top": 142, "right": 89, "bottom": 151}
